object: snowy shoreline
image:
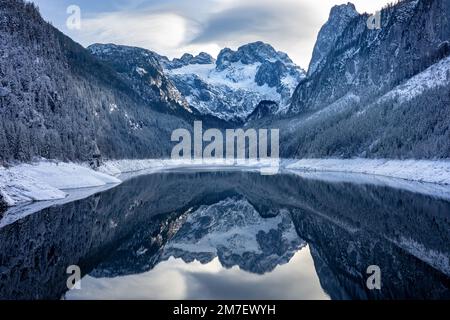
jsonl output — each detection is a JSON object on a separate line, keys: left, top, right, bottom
{"left": 285, "top": 158, "right": 450, "bottom": 185}
{"left": 1, "top": 158, "right": 450, "bottom": 209}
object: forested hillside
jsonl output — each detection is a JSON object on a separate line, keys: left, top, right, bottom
{"left": 0, "top": 0, "right": 449, "bottom": 163}
{"left": 0, "top": 0, "right": 190, "bottom": 163}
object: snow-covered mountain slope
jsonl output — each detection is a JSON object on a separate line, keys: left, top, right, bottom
{"left": 164, "top": 42, "right": 305, "bottom": 121}
{"left": 278, "top": 0, "right": 450, "bottom": 160}
{"left": 378, "top": 55, "right": 450, "bottom": 105}
{"left": 160, "top": 197, "right": 304, "bottom": 273}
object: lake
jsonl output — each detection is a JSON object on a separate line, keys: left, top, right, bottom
{"left": 0, "top": 170, "right": 449, "bottom": 300}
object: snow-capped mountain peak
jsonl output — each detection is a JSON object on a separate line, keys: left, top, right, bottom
{"left": 164, "top": 41, "right": 306, "bottom": 121}
{"left": 216, "top": 41, "right": 295, "bottom": 70}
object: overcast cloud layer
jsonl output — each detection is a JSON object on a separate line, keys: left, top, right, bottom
{"left": 31, "top": 0, "right": 393, "bottom": 68}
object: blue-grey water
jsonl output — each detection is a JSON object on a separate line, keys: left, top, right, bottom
{"left": 0, "top": 171, "right": 449, "bottom": 300}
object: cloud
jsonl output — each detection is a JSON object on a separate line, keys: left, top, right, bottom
{"left": 33, "top": 0, "right": 396, "bottom": 68}
{"left": 188, "top": 0, "right": 321, "bottom": 67}
{"left": 77, "top": 11, "right": 193, "bottom": 56}
{"left": 73, "top": 0, "right": 324, "bottom": 67}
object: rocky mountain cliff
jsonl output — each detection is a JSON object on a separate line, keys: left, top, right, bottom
{"left": 275, "top": 0, "right": 450, "bottom": 159}
{"left": 160, "top": 51, "right": 216, "bottom": 69}
{"left": 290, "top": 0, "right": 450, "bottom": 115}
{"left": 307, "top": 3, "right": 359, "bottom": 76}
{"left": 88, "top": 43, "right": 194, "bottom": 115}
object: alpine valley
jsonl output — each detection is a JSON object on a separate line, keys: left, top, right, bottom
{"left": 1, "top": 0, "right": 449, "bottom": 165}
{"left": 0, "top": 0, "right": 450, "bottom": 301}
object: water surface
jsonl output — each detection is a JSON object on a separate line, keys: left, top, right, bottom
{"left": 0, "top": 171, "right": 449, "bottom": 300}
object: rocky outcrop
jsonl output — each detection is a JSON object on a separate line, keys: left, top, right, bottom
{"left": 246, "top": 100, "right": 279, "bottom": 121}
{"left": 165, "top": 52, "right": 216, "bottom": 69}
{"left": 307, "top": 3, "right": 358, "bottom": 76}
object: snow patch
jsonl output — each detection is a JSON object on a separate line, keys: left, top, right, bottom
{"left": 109, "top": 103, "right": 118, "bottom": 113}
{"left": 135, "top": 67, "right": 147, "bottom": 76}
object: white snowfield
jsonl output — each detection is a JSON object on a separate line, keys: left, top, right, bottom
{"left": 1, "top": 158, "right": 450, "bottom": 210}
{"left": 166, "top": 62, "right": 301, "bottom": 119}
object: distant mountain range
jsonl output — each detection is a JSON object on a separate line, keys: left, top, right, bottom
{"left": 0, "top": 0, "right": 449, "bottom": 163}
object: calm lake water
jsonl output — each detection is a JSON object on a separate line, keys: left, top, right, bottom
{"left": 0, "top": 170, "right": 449, "bottom": 300}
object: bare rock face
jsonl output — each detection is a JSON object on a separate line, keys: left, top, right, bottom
{"left": 0, "top": 193, "right": 7, "bottom": 215}
{"left": 246, "top": 100, "right": 279, "bottom": 121}
{"left": 308, "top": 3, "right": 358, "bottom": 76}
{"left": 88, "top": 43, "right": 193, "bottom": 114}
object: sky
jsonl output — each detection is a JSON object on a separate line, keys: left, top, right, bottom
{"left": 29, "top": 0, "right": 394, "bottom": 69}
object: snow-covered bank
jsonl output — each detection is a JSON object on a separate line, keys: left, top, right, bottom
{"left": 0, "top": 159, "right": 276, "bottom": 208}
{"left": 101, "top": 158, "right": 450, "bottom": 186}
{"left": 286, "top": 159, "right": 450, "bottom": 185}
{"left": 0, "top": 161, "right": 121, "bottom": 207}
{"left": 98, "top": 158, "right": 279, "bottom": 177}
{"left": 1, "top": 158, "right": 450, "bottom": 210}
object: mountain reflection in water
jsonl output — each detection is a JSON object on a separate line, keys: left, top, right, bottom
{"left": 0, "top": 171, "right": 449, "bottom": 300}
